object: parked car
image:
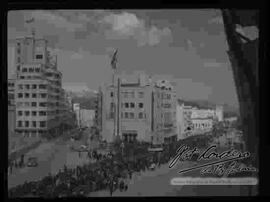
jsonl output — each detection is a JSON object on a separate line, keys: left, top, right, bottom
{"left": 149, "top": 163, "right": 156, "bottom": 170}
{"left": 27, "top": 157, "right": 38, "bottom": 167}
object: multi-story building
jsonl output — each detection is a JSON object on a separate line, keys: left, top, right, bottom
{"left": 8, "top": 78, "right": 16, "bottom": 106}
{"left": 176, "top": 103, "right": 224, "bottom": 140}
{"left": 13, "top": 34, "right": 75, "bottom": 139}
{"left": 8, "top": 79, "right": 16, "bottom": 153}
{"left": 98, "top": 73, "right": 177, "bottom": 145}
{"left": 176, "top": 104, "right": 194, "bottom": 140}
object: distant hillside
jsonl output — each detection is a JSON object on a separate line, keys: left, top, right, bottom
{"left": 178, "top": 99, "right": 216, "bottom": 109}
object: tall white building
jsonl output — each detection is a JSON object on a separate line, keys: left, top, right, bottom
{"left": 97, "top": 73, "right": 177, "bottom": 145}
{"left": 13, "top": 34, "right": 75, "bottom": 139}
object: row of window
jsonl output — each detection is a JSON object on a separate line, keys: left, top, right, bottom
{"left": 8, "top": 82, "right": 15, "bottom": 87}
{"left": 17, "top": 111, "right": 47, "bottom": 116}
{"left": 109, "top": 112, "right": 146, "bottom": 119}
{"left": 193, "top": 123, "right": 212, "bottom": 128}
{"left": 16, "top": 102, "right": 48, "bottom": 107}
{"left": 21, "top": 67, "right": 41, "bottom": 73}
{"left": 156, "top": 93, "right": 172, "bottom": 100}
{"left": 19, "top": 75, "right": 43, "bottom": 80}
{"left": 17, "top": 93, "right": 47, "bottom": 98}
{"left": 17, "top": 121, "right": 46, "bottom": 128}
{"left": 111, "top": 91, "right": 144, "bottom": 98}
{"left": 110, "top": 102, "right": 144, "bottom": 109}
{"left": 18, "top": 84, "right": 47, "bottom": 90}
{"left": 17, "top": 55, "right": 43, "bottom": 63}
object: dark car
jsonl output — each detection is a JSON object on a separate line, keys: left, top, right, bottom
{"left": 27, "top": 157, "right": 38, "bottom": 167}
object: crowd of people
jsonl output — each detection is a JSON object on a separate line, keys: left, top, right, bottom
{"left": 8, "top": 154, "right": 26, "bottom": 175}
{"left": 8, "top": 143, "right": 177, "bottom": 198}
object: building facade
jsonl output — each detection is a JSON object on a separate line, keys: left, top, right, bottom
{"left": 14, "top": 34, "right": 75, "bottom": 139}
{"left": 176, "top": 104, "right": 223, "bottom": 140}
{"left": 98, "top": 73, "right": 177, "bottom": 144}
{"left": 8, "top": 79, "right": 16, "bottom": 153}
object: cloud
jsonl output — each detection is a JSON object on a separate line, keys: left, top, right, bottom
{"left": 100, "top": 12, "right": 172, "bottom": 46}
{"left": 208, "top": 16, "right": 223, "bottom": 24}
{"left": 30, "top": 10, "right": 84, "bottom": 32}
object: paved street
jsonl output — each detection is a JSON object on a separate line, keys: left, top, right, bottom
{"left": 8, "top": 128, "right": 94, "bottom": 189}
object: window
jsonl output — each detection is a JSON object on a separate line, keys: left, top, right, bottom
{"left": 18, "top": 121, "right": 22, "bottom": 127}
{"left": 125, "top": 103, "right": 129, "bottom": 108}
{"left": 138, "top": 92, "right": 144, "bottom": 98}
{"left": 130, "top": 103, "right": 135, "bottom": 108}
{"left": 40, "top": 93, "right": 47, "bottom": 98}
{"left": 35, "top": 68, "right": 40, "bottom": 73}
{"left": 139, "top": 103, "right": 144, "bottom": 108}
{"left": 18, "top": 93, "right": 23, "bottom": 98}
{"left": 18, "top": 111, "right": 23, "bottom": 116}
{"left": 129, "top": 112, "right": 134, "bottom": 119}
{"left": 124, "top": 112, "right": 129, "bottom": 119}
{"left": 25, "top": 111, "right": 30, "bottom": 116}
{"left": 39, "top": 102, "right": 47, "bottom": 107}
{"left": 110, "top": 102, "right": 114, "bottom": 111}
{"left": 39, "top": 84, "right": 47, "bottom": 89}
{"left": 25, "top": 93, "right": 30, "bottom": 98}
{"left": 31, "top": 102, "right": 37, "bottom": 107}
{"left": 18, "top": 84, "right": 23, "bottom": 89}
{"left": 20, "top": 76, "right": 25, "bottom": 79}
{"left": 25, "top": 102, "right": 30, "bottom": 107}
{"left": 110, "top": 92, "right": 114, "bottom": 97}
{"left": 17, "top": 57, "right": 21, "bottom": 63}
{"left": 36, "top": 54, "right": 43, "bottom": 59}
{"left": 32, "top": 93, "right": 37, "bottom": 98}
{"left": 17, "top": 48, "right": 21, "bottom": 54}
{"left": 32, "top": 84, "right": 37, "bottom": 89}
{"left": 32, "top": 121, "right": 36, "bottom": 128}
{"left": 17, "top": 65, "right": 20, "bottom": 71}
{"left": 39, "top": 111, "right": 46, "bottom": 116}
{"left": 25, "top": 121, "right": 29, "bottom": 127}
{"left": 109, "top": 112, "right": 114, "bottom": 119}
{"left": 22, "top": 68, "right": 27, "bottom": 72}
{"left": 138, "top": 112, "right": 144, "bottom": 119}
{"left": 40, "top": 121, "right": 46, "bottom": 128}
{"left": 29, "top": 68, "right": 34, "bottom": 73}
{"left": 25, "top": 84, "right": 30, "bottom": 89}
{"left": 32, "top": 111, "right": 37, "bottom": 116}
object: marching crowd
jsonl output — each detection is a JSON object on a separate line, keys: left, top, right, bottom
{"left": 8, "top": 144, "right": 176, "bottom": 198}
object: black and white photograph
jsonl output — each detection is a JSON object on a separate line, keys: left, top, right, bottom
{"left": 6, "top": 7, "right": 260, "bottom": 197}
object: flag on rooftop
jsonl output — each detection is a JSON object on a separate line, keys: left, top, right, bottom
{"left": 111, "top": 49, "right": 118, "bottom": 70}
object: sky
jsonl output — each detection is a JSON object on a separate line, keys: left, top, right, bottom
{"left": 8, "top": 9, "right": 240, "bottom": 107}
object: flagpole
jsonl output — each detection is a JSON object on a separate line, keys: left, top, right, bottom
{"left": 111, "top": 50, "right": 118, "bottom": 141}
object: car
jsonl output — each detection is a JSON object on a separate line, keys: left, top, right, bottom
{"left": 149, "top": 163, "right": 156, "bottom": 170}
{"left": 27, "top": 157, "right": 38, "bottom": 167}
